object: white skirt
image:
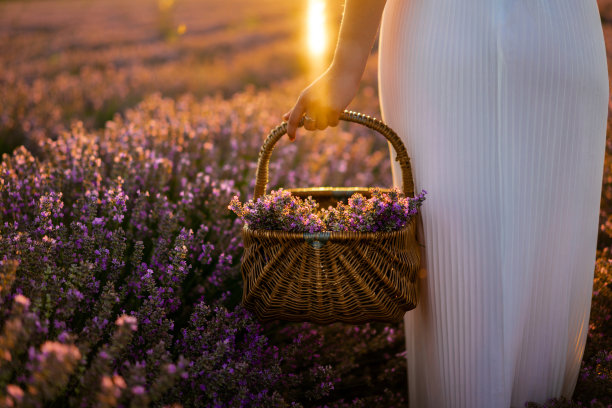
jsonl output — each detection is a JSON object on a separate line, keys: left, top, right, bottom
{"left": 378, "top": 1, "right": 609, "bottom": 407}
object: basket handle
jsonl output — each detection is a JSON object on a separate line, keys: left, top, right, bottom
{"left": 253, "top": 110, "right": 415, "bottom": 200}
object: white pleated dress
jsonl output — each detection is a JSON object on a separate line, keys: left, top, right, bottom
{"left": 378, "top": 1, "right": 609, "bottom": 407}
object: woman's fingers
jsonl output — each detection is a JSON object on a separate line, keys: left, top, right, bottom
{"left": 287, "top": 109, "right": 335, "bottom": 136}
{"left": 327, "top": 110, "right": 340, "bottom": 127}
{"left": 303, "top": 112, "right": 317, "bottom": 131}
{"left": 285, "top": 92, "right": 342, "bottom": 139}
{"left": 286, "top": 98, "right": 306, "bottom": 141}
{"left": 315, "top": 113, "right": 328, "bottom": 130}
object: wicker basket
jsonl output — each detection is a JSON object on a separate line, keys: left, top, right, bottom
{"left": 241, "top": 110, "right": 422, "bottom": 324}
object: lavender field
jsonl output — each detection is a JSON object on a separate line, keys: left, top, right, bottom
{"left": 0, "top": 0, "right": 610, "bottom": 407}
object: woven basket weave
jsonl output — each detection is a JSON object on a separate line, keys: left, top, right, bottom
{"left": 241, "top": 110, "right": 422, "bottom": 324}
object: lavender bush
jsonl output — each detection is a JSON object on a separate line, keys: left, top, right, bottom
{"left": 0, "top": 90, "right": 408, "bottom": 407}
{"left": 525, "top": 398, "right": 601, "bottom": 408}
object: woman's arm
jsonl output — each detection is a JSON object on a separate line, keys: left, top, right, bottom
{"left": 284, "top": 0, "right": 387, "bottom": 140}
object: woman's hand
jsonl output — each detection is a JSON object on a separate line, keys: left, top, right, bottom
{"left": 283, "top": 0, "right": 387, "bottom": 141}
{"left": 283, "top": 66, "right": 361, "bottom": 141}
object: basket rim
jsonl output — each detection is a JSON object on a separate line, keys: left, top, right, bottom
{"left": 241, "top": 216, "right": 417, "bottom": 241}
{"left": 284, "top": 186, "right": 399, "bottom": 194}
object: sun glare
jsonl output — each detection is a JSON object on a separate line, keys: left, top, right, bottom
{"left": 307, "top": 0, "right": 327, "bottom": 58}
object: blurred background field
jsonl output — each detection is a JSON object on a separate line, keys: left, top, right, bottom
{"left": 0, "top": 0, "right": 611, "bottom": 407}
{"left": 0, "top": 0, "right": 381, "bottom": 153}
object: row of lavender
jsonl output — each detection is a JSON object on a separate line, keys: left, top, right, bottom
{"left": 0, "top": 0, "right": 380, "bottom": 159}
{"left": 0, "top": 90, "right": 412, "bottom": 407}
{"left": 0, "top": 0, "right": 307, "bottom": 154}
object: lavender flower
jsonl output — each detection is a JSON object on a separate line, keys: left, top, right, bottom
{"left": 229, "top": 188, "right": 325, "bottom": 233}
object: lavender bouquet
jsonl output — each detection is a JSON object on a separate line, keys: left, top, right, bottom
{"left": 228, "top": 187, "right": 427, "bottom": 233}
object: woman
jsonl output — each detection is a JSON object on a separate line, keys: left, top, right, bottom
{"left": 284, "top": 0, "right": 609, "bottom": 407}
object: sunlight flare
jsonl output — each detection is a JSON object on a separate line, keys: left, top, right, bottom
{"left": 307, "top": 0, "right": 327, "bottom": 58}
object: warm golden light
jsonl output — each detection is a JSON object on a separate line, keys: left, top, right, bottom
{"left": 307, "top": 0, "right": 327, "bottom": 58}
{"left": 158, "top": 0, "right": 174, "bottom": 12}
